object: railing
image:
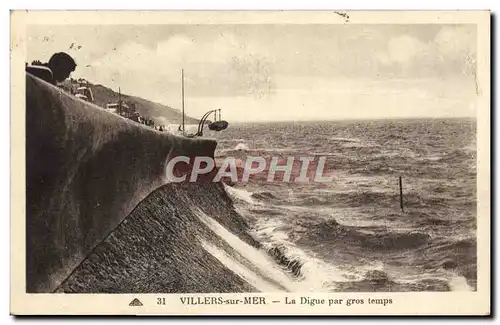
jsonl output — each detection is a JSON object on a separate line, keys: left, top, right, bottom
{"left": 196, "top": 109, "right": 221, "bottom": 136}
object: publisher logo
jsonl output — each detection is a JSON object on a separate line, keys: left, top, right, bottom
{"left": 129, "top": 298, "right": 143, "bottom": 307}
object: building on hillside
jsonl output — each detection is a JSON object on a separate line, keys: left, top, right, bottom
{"left": 75, "top": 86, "right": 94, "bottom": 103}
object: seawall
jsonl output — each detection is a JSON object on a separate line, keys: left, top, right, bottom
{"left": 26, "top": 74, "right": 217, "bottom": 292}
{"left": 57, "top": 183, "right": 262, "bottom": 293}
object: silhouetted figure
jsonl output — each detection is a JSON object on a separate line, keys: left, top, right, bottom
{"left": 26, "top": 52, "right": 77, "bottom": 85}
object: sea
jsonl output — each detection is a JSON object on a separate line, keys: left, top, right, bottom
{"left": 210, "top": 118, "right": 477, "bottom": 292}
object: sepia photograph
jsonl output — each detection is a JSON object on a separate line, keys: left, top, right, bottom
{"left": 10, "top": 10, "right": 490, "bottom": 315}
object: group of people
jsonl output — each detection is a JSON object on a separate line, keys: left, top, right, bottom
{"left": 140, "top": 117, "right": 166, "bottom": 132}
{"left": 133, "top": 114, "right": 159, "bottom": 129}
{"left": 140, "top": 117, "right": 167, "bottom": 132}
{"left": 118, "top": 109, "right": 167, "bottom": 132}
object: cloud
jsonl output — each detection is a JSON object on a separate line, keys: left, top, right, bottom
{"left": 83, "top": 32, "right": 275, "bottom": 100}
{"left": 26, "top": 24, "right": 476, "bottom": 121}
{"left": 387, "top": 35, "right": 425, "bottom": 64}
{"left": 434, "top": 25, "right": 476, "bottom": 58}
{"left": 375, "top": 25, "right": 476, "bottom": 77}
{"left": 187, "top": 76, "right": 476, "bottom": 122}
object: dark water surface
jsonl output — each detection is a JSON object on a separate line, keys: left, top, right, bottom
{"left": 210, "top": 118, "right": 476, "bottom": 292}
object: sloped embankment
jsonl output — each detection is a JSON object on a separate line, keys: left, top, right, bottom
{"left": 57, "top": 183, "right": 261, "bottom": 293}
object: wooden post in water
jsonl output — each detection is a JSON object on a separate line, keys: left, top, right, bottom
{"left": 399, "top": 176, "right": 404, "bottom": 212}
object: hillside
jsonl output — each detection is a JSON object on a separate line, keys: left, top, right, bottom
{"left": 63, "top": 78, "right": 199, "bottom": 125}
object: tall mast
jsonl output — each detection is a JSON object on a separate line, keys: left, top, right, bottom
{"left": 118, "top": 87, "right": 122, "bottom": 114}
{"left": 181, "top": 69, "right": 185, "bottom": 134}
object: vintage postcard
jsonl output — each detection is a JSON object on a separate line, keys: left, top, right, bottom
{"left": 10, "top": 10, "right": 490, "bottom": 315}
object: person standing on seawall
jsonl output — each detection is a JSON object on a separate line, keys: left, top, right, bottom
{"left": 26, "top": 52, "right": 77, "bottom": 85}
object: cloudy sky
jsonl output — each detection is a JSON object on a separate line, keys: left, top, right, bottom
{"left": 27, "top": 24, "right": 477, "bottom": 122}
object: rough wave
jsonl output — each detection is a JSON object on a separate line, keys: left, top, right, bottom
{"left": 310, "top": 218, "right": 431, "bottom": 251}
{"left": 58, "top": 183, "right": 289, "bottom": 293}
{"left": 25, "top": 74, "right": 477, "bottom": 294}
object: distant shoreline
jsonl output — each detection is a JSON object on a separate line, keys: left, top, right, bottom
{"left": 224, "top": 116, "right": 477, "bottom": 125}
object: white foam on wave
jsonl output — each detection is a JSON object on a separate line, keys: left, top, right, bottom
{"left": 252, "top": 147, "right": 296, "bottom": 153}
{"left": 200, "top": 240, "right": 282, "bottom": 292}
{"left": 224, "top": 184, "right": 260, "bottom": 206}
{"left": 223, "top": 184, "right": 471, "bottom": 292}
{"left": 378, "top": 267, "right": 474, "bottom": 292}
{"left": 251, "top": 217, "right": 349, "bottom": 289}
{"left": 448, "top": 274, "right": 473, "bottom": 291}
{"left": 217, "top": 142, "right": 251, "bottom": 154}
{"left": 193, "top": 208, "right": 299, "bottom": 292}
{"left": 329, "top": 137, "right": 379, "bottom": 149}
{"left": 414, "top": 154, "right": 444, "bottom": 162}
{"left": 463, "top": 143, "right": 476, "bottom": 153}
{"left": 165, "top": 123, "right": 198, "bottom": 134}
{"left": 234, "top": 143, "right": 250, "bottom": 151}
{"left": 330, "top": 137, "right": 361, "bottom": 143}
{"left": 194, "top": 207, "right": 349, "bottom": 292}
